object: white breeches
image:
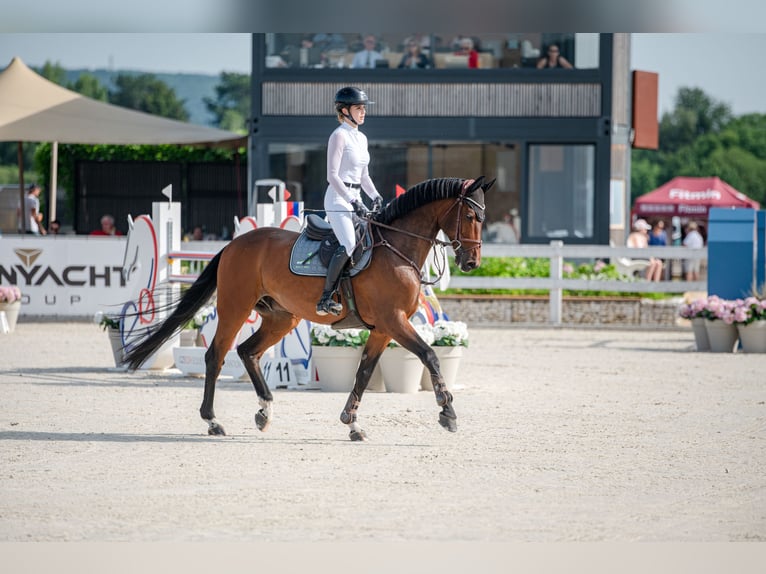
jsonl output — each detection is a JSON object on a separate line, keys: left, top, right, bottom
{"left": 324, "top": 189, "right": 358, "bottom": 256}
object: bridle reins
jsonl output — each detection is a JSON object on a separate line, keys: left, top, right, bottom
{"left": 367, "top": 180, "right": 486, "bottom": 285}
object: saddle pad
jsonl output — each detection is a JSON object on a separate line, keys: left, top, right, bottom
{"left": 289, "top": 233, "right": 372, "bottom": 277}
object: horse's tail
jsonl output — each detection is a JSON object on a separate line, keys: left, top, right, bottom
{"left": 123, "top": 251, "right": 223, "bottom": 371}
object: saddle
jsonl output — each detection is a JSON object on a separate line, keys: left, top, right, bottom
{"left": 289, "top": 214, "right": 373, "bottom": 277}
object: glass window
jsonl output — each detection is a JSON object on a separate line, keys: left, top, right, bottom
{"left": 527, "top": 144, "right": 595, "bottom": 240}
{"left": 265, "top": 33, "right": 599, "bottom": 71}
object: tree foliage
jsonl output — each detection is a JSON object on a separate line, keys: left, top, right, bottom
{"left": 632, "top": 87, "right": 766, "bottom": 206}
{"left": 204, "top": 72, "right": 250, "bottom": 132}
{"left": 109, "top": 73, "right": 189, "bottom": 121}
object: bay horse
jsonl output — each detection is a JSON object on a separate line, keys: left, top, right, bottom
{"left": 123, "top": 176, "right": 494, "bottom": 440}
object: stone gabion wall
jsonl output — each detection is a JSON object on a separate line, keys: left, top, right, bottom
{"left": 437, "top": 296, "right": 682, "bottom": 328}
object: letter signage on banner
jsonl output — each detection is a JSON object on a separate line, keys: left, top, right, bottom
{"left": 0, "top": 237, "right": 134, "bottom": 316}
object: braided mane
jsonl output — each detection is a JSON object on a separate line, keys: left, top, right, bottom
{"left": 374, "top": 178, "right": 465, "bottom": 225}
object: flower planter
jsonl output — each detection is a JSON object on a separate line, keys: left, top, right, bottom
{"left": 0, "top": 300, "right": 21, "bottom": 333}
{"left": 420, "top": 345, "right": 464, "bottom": 391}
{"left": 311, "top": 345, "right": 362, "bottom": 392}
{"left": 180, "top": 329, "right": 198, "bottom": 347}
{"left": 737, "top": 321, "right": 766, "bottom": 353}
{"left": 690, "top": 317, "right": 710, "bottom": 352}
{"left": 704, "top": 320, "right": 739, "bottom": 353}
{"left": 379, "top": 347, "right": 424, "bottom": 394}
{"left": 107, "top": 327, "right": 126, "bottom": 367}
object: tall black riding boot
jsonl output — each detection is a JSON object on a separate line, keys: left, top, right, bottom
{"left": 316, "top": 246, "right": 351, "bottom": 316}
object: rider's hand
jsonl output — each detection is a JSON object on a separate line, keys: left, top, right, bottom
{"left": 351, "top": 200, "right": 370, "bottom": 218}
{"left": 371, "top": 196, "right": 383, "bottom": 214}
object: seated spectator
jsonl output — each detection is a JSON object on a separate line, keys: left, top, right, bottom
{"left": 454, "top": 37, "right": 479, "bottom": 68}
{"left": 682, "top": 221, "right": 705, "bottom": 281}
{"left": 648, "top": 220, "right": 668, "bottom": 246}
{"left": 398, "top": 41, "right": 431, "bottom": 69}
{"left": 90, "top": 214, "right": 123, "bottom": 236}
{"left": 284, "top": 35, "right": 325, "bottom": 68}
{"left": 536, "top": 44, "right": 573, "bottom": 69}
{"left": 351, "top": 34, "right": 383, "bottom": 69}
{"left": 48, "top": 219, "right": 62, "bottom": 235}
{"left": 626, "top": 218, "right": 662, "bottom": 281}
{"left": 312, "top": 33, "right": 347, "bottom": 52}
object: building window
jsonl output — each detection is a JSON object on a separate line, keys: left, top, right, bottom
{"left": 527, "top": 144, "right": 595, "bottom": 240}
{"left": 264, "top": 33, "right": 599, "bottom": 70}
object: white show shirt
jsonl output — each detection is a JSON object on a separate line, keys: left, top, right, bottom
{"left": 324, "top": 122, "right": 381, "bottom": 255}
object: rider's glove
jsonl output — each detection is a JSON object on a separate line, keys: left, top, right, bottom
{"left": 371, "top": 196, "right": 383, "bottom": 214}
{"left": 351, "top": 200, "right": 370, "bottom": 218}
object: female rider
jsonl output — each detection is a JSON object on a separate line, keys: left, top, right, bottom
{"left": 316, "top": 86, "right": 383, "bottom": 316}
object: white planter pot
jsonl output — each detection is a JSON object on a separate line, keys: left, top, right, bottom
{"left": 737, "top": 321, "right": 766, "bottom": 353}
{"left": 107, "top": 327, "right": 125, "bottom": 367}
{"left": 690, "top": 317, "right": 710, "bottom": 352}
{"left": 180, "top": 329, "right": 198, "bottom": 347}
{"left": 0, "top": 300, "right": 21, "bottom": 333}
{"left": 311, "top": 346, "right": 362, "bottom": 392}
{"left": 379, "top": 347, "right": 424, "bottom": 394}
{"left": 704, "top": 320, "right": 739, "bottom": 353}
{"left": 420, "top": 345, "right": 464, "bottom": 391}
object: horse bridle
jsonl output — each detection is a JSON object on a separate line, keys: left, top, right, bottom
{"left": 368, "top": 179, "right": 486, "bottom": 284}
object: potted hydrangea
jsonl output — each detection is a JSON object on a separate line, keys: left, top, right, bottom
{"left": 732, "top": 296, "right": 766, "bottom": 353}
{"left": 379, "top": 323, "right": 434, "bottom": 394}
{"left": 701, "top": 295, "right": 739, "bottom": 353}
{"left": 310, "top": 324, "right": 369, "bottom": 392}
{"left": 0, "top": 285, "right": 22, "bottom": 333}
{"left": 678, "top": 298, "right": 711, "bottom": 351}
{"left": 422, "top": 320, "right": 468, "bottom": 391}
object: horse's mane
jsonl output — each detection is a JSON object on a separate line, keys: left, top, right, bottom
{"left": 374, "top": 177, "right": 465, "bottom": 225}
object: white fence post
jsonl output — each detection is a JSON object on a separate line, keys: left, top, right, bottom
{"left": 549, "top": 240, "right": 564, "bottom": 325}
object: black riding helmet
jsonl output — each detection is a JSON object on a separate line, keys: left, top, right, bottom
{"left": 335, "top": 86, "right": 373, "bottom": 124}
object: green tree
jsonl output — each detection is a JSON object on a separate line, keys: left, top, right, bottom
{"left": 110, "top": 73, "right": 189, "bottom": 121}
{"left": 204, "top": 72, "right": 250, "bottom": 132}
{"left": 70, "top": 73, "right": 108, "bottom": 101}
{"left": 37, "top": 60, "right": 67, "bottom": 85}
{"left": 658, "top": 87, "right": 733, "bottom": 153}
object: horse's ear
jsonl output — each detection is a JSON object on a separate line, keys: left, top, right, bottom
{"left": 468, "top": 176, "right": 485, "bottom": 192}
{"left": 127, "top": 215, "right": 134, "bottom": 230}
{"left": 482, "top": 178, "right": 496, "bottom": 192}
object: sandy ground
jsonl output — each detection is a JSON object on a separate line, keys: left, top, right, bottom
{"left": 0, "top": 321, "right": 764, "bottom": 543}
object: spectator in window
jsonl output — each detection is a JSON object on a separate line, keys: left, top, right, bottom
{"left": 398, "top": 41, "right": 431, "bottom": 69}
{"left": 537, "top": 44, "right": 573, "bottom": 69}
{"left": 454, "top": 37, "right": 479, "bottom": 68}
{"left": 90, "top": 214, "right": 123, "bottom": 236}
{"left": 351, "top": 35, "right": 383, "bottom": 69}
{"left": 682, "top": 221, "right": 705, "bottom": 281}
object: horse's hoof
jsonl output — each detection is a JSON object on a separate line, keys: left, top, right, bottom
{"left": 255, "top": 410, "right": 270, "bottom": 432}
{"left": 208, "top": 422, "right": 226, "bottom": 436}
{"left": 438, "top": 412, "right": 457, "bottom": 433}
{"left": 349, "top": 429, "right": 368, "bottom": 442}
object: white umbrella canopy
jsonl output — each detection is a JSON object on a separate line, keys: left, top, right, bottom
{"left": 0, "top": 57, "right": 246, "bottom": 230}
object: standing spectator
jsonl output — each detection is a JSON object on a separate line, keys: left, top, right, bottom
{"left": 20, "top": 183, "right": 46, "bottom": 235}
{"left": 627, "top": 218, "right": 663, "bottom": 281}
{"left": 90, "top": 214, "right": 123, "bottom": 236}
{"left": 682, "top": 221, "right": 705, "bottom": 281}
{"left": 351, "top": 35, "right": 383, "bottom": 69}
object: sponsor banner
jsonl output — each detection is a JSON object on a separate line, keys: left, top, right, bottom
{"left": 0, "top": 236, "right": 133, "bottom": 317}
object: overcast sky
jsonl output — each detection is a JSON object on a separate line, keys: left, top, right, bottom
{"left": 2, "top": 33, "right": 766, "bottom": 117}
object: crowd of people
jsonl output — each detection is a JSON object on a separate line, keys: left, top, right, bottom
{"left": 626, "top": 217, "right": 707, "bottom": 282}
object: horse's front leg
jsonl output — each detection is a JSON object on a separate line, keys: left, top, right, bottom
{"left": 413, "top": 341, "right": 458, "bottom": 433}
{"left": 340, "top": 333, "right": 388, "bottom": 441}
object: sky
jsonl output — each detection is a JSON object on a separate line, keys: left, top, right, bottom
{"left": 1, "top": 33, "right": 766, "bottom": 117}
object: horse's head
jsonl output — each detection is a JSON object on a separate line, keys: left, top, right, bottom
{"left": 440, "top": 176, "right": 495, "bottom": 272}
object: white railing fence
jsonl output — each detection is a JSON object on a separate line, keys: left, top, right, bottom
{"left": 448, "top": 241, "right": 708, "bottom": 325}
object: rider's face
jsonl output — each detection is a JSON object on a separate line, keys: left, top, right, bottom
{"left": 348, "top": 104, "right": 366, "bottom": 125}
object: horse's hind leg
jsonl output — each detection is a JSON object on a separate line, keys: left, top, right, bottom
{"left": 237, "top": 310, "right": 299, "bottom": 432}
{"left": 341, "top": 331, "right": 388, "bottom": 441}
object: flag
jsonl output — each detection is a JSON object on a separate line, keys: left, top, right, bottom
{"left": 161, "top": 184, "right": 172, "bottom": 201}
{"left": 395, "top": 184, "right": 406, "bottom": 197}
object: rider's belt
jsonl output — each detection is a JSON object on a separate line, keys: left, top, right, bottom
{"left": 343, "top": 182, "right": 361, "bottom": 189}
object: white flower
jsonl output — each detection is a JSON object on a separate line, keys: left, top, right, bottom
{"left": 432, "top": 320, "right": 469, "bottom": 347}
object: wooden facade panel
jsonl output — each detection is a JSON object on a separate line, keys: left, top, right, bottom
{"left": 262, "top": 82, "right": 601, "bottom": 117}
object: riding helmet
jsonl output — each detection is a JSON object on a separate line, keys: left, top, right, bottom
{"left": 334, "top": 86, "right": 374, "bottom": 106}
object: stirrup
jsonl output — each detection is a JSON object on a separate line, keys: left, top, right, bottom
{"left": 316, "top": 295, "right": 343, "bottom": 316}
